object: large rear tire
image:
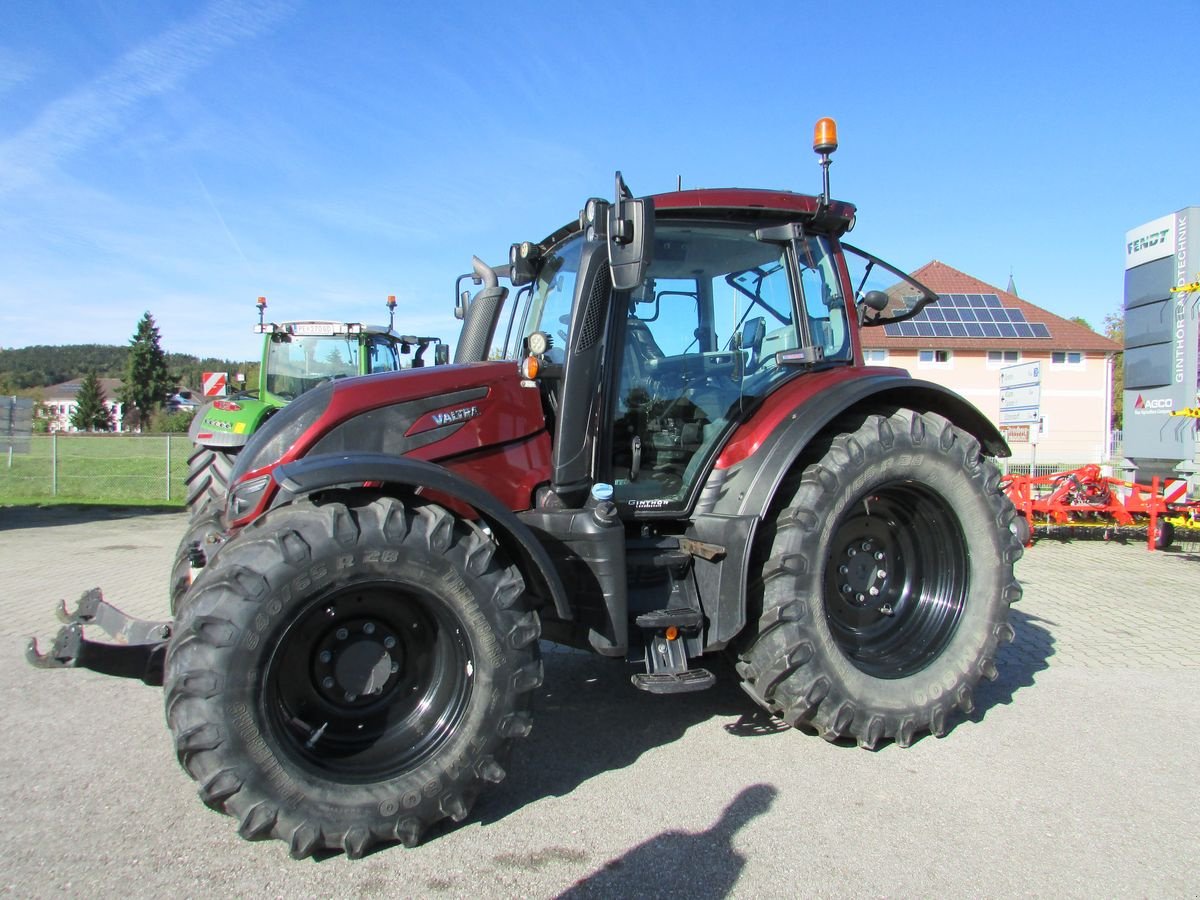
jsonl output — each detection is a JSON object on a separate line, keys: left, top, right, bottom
{"left": 736, "top": 409, "right": 1022, "bottom": 748}
{"left": 184, "top": 446, "right": 237, "bottom": 520}
{"left": 164, "top": 495, "right": 541, "bottom": 857}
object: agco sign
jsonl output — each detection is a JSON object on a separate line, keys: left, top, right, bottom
{"left": 1133, "top": 394, "right": 1174, "bottom": 415}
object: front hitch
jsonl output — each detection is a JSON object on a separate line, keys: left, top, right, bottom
{"left": 26, "top": 589, "right": 171, "bottom": 686}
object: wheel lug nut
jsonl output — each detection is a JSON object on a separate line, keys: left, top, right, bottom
{"left": 848, "top": 547, "right": 858, "bottom": 557}
{"left": 319, "top": 650, "right": 332, "bottom": 664}
{"left": 321, "top": 676, "right": 335, "bottom": 689}
{"left": 855, "top": 593, "right": 866, "bottom": 603}
{"left": 363, "top": 622, "right": 376, "bottom": 635}
{"left": 841, "top": 584, "right": 852, "bottom": 594}
{"left": 838, "top": 565, "right": 849, "bottom": 575}
{"left": 869, "top": 587, "right": 880, "bottom": 596}
{"left": 861, "top": 542, "right": 872, "bottom": 551}
{"left": 344, "top": 692, "right": 357, "bottom": 702}
{"left": 390, "top": 662, "right": 400, "bottom": 674}
{"left": 877, "top": 569, "right": 887, "bottom": 579}
{"left": 335, "top": 627, "right": 349, "bottom": 640}
{"left": 874, "top": 551, "right": 885, "bottom": 561}
{"left": 383, "top": 636, "right": 396, "bottom": 649}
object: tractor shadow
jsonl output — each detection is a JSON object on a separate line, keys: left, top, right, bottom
{"left": 0, "top": 504, "right": 183, "bottom": 531}
{"left": 472, "top": 610, "right": 1052, "bottom": 827}
{"left": 969, "top": 608, "right": 1054, "bottom": 722}
{"left": 475, "top": 649, "right": 760, "bottom": 826}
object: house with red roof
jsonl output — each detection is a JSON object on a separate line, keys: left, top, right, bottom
{"left": 860, "top": 261, "right": 1121, "bottom": 466}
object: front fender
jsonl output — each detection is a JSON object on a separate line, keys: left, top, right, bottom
{"left": 270, "top": 453, "right": 572, "bottom": 622}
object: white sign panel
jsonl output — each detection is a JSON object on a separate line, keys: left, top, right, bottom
{"left": 999, "top": 361, "right": 1041, "bottom": 426}
{"left": 1125, "top": 212, "right": 1176, "bottom": 270}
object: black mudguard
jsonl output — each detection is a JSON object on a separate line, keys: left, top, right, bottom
{"left": 270, "top": 453, "right": 573, "bottom": 622}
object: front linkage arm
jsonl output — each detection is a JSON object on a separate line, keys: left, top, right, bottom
{"left": 26, "top": 588, "right": 170, "bottom": 686}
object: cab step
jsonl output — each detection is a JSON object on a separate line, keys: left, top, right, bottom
{"left": 632, "top": 669, "right": 716, "bottom": 694}
{"left": 634, "top": 607, "right": 704, "bottom": 630}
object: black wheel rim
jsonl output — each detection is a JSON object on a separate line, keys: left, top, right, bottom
{"left": 823, "top": 481, "right": 969, "bottom": 679}
{"left": 262, "top": 582, "right": 473, "bottom": 783}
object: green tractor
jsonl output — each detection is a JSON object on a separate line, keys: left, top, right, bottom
{"left": 185, "top": 296, "right": 446, "bottom": 521}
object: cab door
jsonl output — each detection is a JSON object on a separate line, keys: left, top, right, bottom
{"left": 604, "top": 221, "right": 852, "bottom": 515}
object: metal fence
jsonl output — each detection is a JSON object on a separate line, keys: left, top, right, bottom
{"left": 0, "top": 433, "right": 190, "bottom": 505}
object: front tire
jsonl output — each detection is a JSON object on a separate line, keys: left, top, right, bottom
{"left": 164, "top": 495, "right": 541, "bottom": 857}
{"left": 736, "top": 409, "right": 1022, "bottom": 748}
{"left": 184, "top": 446, "right": 237, "bottom": 520}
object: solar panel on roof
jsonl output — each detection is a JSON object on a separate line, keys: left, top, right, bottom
{"left": 878, "top": 292, "right": 1052, "bottom": 340}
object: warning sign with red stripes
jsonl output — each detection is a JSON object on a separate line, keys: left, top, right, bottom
{"left": 202, "top": 372, "right": 228, "bottom": 397}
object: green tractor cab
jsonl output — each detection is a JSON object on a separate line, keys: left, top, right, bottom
{"left": 185, "top": 296, "right": 446, "bottom": 520}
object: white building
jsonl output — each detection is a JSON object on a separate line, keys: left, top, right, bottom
{"left": 40, "top": 378, "right": 125, "bottom": 432}
{"left": 860, "top": 261, "right": 1121, "bottom": 466}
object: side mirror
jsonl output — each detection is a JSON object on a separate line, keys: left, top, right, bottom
{"left": 861, "top": 290, "right": 889, "bottom": 312}
{"left": 434, "top": 344, "right": 449, "bottom": 366}
{"left": 606, "top": 172, "right": 654, "bottom": 292}
{"left": 455, "top": 290, "right": 470, "bottom": 320}
{"left": 741, "top": 317, "right": 766, "bottom": 354}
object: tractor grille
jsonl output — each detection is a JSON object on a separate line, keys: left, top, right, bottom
{"left": 576, "top": 268, "right": 610, "bottom": 353}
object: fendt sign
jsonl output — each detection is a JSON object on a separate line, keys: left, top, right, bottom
{"left": 1122, "top": 207, "right": 1199, "bottom": 479}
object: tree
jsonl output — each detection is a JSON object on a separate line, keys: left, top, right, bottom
{"left": 1104, "top": 310, "right": 1124, "bottom": 430}
{"left": 1069, "top": 315, "right": 1094, "bottom": 332}
{"left": 121, "top": 312, "right": 173, "bottom": 428}
{"left": 70, "top": 372, "right": 115, "bottom": 432}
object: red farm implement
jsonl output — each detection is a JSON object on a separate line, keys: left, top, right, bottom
{"left": 1002, "top": 464, "right": 1200, "bottom": 550}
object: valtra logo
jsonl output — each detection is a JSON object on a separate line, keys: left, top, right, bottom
{"left": 1133, "top": 394, "right": 1174, "bottom": 415}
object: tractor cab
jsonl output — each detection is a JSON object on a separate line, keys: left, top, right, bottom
{"left": 499, "top": 175, "right": 937, "bottom": 519}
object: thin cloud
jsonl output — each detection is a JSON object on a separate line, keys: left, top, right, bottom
{"left": 0, "top": 48, "right": 37, "bottom": 96}
{"left": 0, "top": 0, "right": 295, "bottom": 195}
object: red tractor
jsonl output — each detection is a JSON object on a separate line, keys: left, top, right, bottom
{"left": 30, "top": 119, "right": 1022, "bottom": 859}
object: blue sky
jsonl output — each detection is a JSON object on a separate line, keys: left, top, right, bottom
{"left": 1, "top": 0, "right": 1196, "bottom": 362}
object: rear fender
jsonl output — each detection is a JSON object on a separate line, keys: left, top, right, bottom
{"left": 692, "top": 374, "right": 1009, "bottom": 648}
{"left": 189, "top": 399, "right": 278, "bottom": 449}
{"left": 270, "top": 453, "right": 572, "bottom": 622}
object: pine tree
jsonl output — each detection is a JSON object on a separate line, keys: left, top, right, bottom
{"left": 70, "top": 372, "right": 115, "bottom": 432}
{"left": 121, "top": 312, "right": 173, "bottom": 426}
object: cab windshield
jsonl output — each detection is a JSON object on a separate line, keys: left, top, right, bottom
{"left": 265, "top": 334, "right": 361, "bottom": 400}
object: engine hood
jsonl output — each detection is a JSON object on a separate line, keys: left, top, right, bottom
{"left": 296, "top": 360, "right": 547, "bottom": 464}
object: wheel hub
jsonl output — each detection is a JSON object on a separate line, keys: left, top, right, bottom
{"left": 313, "top": 619, "right": 404, "bottom": 704}
{"left": 837, "top": 539, "right": 890, "bottom": 609}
